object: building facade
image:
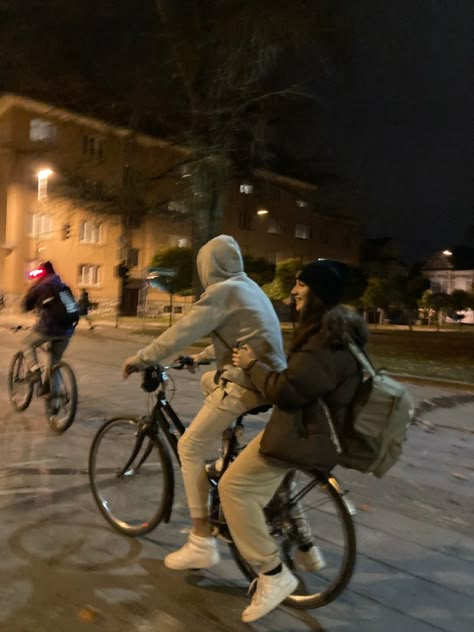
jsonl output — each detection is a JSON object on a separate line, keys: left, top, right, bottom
{"left": 422, "top": 246, "right": 474, "bottom": 324}
{"left": 0, "top": 94, "right": 362, "bottom": 316}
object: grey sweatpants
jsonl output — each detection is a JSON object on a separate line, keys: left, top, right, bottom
{"left": 219, "top": 431, "right": 292, "bottom": 573}
{"left": 177, "top": 371, "right": 266, "bottom": 519}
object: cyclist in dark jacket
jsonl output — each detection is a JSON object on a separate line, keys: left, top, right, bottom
{"left": 22, "top": 261, "right": 76, "bottom": 394}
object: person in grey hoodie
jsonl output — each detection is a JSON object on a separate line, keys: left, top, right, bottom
{"left": 122, "top": 235, "right": 286, "bottom": 570}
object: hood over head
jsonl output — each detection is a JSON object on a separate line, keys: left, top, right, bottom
{"left": 197, "top": 235, "right": 244, "bottom": 288}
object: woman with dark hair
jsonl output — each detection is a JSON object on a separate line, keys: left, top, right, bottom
{"left": 219, "top": 259, "right": 368, "bottom": 623}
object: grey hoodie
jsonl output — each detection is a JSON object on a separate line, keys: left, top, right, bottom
{"left": 131, "top": 235, "right": 287, "bottom": 388}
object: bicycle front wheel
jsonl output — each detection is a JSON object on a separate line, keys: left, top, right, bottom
{"left": 45, "top": 362, "right": 78, "bottom": 433}
{"left": 230, "top": 470, "right": 356, "bottom": 609}
{"left": 8, "top": 351, "right": 34, "bottom": 412}
{"left": 89, "top": 417, "right": 174, "bottom": 536}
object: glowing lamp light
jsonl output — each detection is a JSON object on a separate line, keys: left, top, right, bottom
{"left": 37, "top": 169, "right": 53, "bottom": 179}
{"left": 28, "top": 267, "right": 45, "bottom": 280}
{"left": 257, "top": 208, "right": 269, "bottom": 216}
{"left": 442, "top": 249, "right": 452, "bottom": 256}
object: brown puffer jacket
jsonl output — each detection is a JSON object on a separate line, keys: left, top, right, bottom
{"left": 246, "top": 306, "right": 368, "bottom": 469}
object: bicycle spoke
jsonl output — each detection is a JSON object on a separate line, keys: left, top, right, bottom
{"left": 89, "top": 418, "right": 172, "bottom": 536}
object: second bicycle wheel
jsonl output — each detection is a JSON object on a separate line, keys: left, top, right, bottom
{"left": 8, "top": 351, "right": 34, "bottom": 412}
{"left": 89, "top": 417, "right": 174, "bottom": 537}
{"left": 45, "top": 362, "right": 78, "bottom": 433}
{"left": 230, "top": 470, "right": 356, "bottom": 609}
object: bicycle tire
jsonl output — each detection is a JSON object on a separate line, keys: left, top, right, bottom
{"left": 229, "top": 470, "right": 356, "bottom": 609}
{"left": 8, "top": 351, "right": 34, "bottom": 412}
{"left": 89, "top": 417, "right": 174, "bottom": 537}
{"left": 45, "top": 362, "right": 78, "bottom": 433}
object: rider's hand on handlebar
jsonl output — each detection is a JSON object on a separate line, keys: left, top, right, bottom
{"left": 122, "top": 356, "right": 142, "bottom": 380}
{"left": 175, "top": 355, "right": 197, "bottom": 373}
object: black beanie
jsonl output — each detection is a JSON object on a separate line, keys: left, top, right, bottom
{"left": 297, "top": 259, "right": 367, "bottom": 308}
{"left": 39, "top": 261, "right": 55, "bottom": 276}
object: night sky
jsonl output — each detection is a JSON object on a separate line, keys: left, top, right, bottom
{"left": 1, "top": 1, "right": 472, "bottom": 264}
{"left": 332, "top": 0, "right": 473, "bottom": 262}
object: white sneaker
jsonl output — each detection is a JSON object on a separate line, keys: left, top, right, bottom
{"left": 293, "top": 545, "right": 326, "bottom": 572}
{"left": 164, "top": 532, "right": 220, "bottom": 571}
{"left": 242, "top": 564, "right": 298, "bottom": 623}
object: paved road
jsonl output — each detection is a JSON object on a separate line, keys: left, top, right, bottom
{"left": 0, "top": 316, "right": 473, "bottom": 631}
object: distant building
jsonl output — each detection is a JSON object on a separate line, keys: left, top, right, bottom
{"left": 422, "top": 246, "right": 474, "bottom": 324}
{"left": 0, "top": 93, "right": 362, "bottom": 315}
{"left": 422, "top": 246, "right": 474, "bottom": 293}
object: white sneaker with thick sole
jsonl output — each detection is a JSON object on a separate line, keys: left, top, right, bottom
{"left": 293, "top": 545, "right": 326, "bottom": 572}
{"left": 242, "top": 564, "right": 298, "bottom": 623}
{"left": 164, "top": 532, "right": 220, "bottom": 571}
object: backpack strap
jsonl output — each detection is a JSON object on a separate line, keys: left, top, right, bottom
{"left": 347, "top": 337, "right": 377, "bottom": 378}
{"left": 318, "top": 399, "right": 342, "bottom": 454}
{"left": 212, "top": 329, "right": 234, "bottom": 351}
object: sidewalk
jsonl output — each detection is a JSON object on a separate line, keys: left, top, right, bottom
{"left": 2, "top": 311, "right": 473, "bottom": 391}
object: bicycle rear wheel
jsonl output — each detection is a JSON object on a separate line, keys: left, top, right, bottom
{"left": 45, "top": 362, "right": 78, "bottom": 433}
{"left": 230, "top": 470, "right": 356, "bottom": 609}
{"left": 8, "top": 351, "right": 34, "bottom": 412}
{"left": 89, "top": 417, "right": 174, "bottom": 536}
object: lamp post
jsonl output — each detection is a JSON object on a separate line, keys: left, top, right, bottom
{"left": 442, "top": 249, "right": 453, "bottom": 293}
{"left": 36, "top": 168, "right": 53, "bottom": 258}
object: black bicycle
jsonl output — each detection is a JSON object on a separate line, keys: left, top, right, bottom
{"left": 88, "top": 359, "right": 357, "bottom": 608}
{"left": 8, "top": 327, "right": 78, "bottom": 433}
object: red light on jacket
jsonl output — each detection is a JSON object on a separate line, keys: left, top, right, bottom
{"left": 28, "top": 268, "right": 45, "bottom": 280}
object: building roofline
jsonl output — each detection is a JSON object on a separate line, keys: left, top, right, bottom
{"left": 254, "top": 168, "right": 319, "bottom": 192}
{"left": 0, "top": 92, "right": 190, "bottom": 154}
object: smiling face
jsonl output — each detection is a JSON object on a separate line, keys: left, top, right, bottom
{"left": 291, "top": 278, "right": 312, "bottom": 312}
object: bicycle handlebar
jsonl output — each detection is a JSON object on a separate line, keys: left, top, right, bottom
{"left": 141, "top": 356, "right": 212, "bottom": 393}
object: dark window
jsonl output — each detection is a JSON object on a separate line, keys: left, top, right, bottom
{"left": 267, "top": 218, "right": 281, "bottom": 234}
{"left": 238, "top": 211, "right": 252, "bottom": 231}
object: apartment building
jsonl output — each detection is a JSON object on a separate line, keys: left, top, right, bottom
{"left": 0, "top": 94, "right": 361, "bottom": 316}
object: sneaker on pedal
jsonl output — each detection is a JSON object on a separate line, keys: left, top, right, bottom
{"left": 294, "top": 545, "right": 326, "bottom": 572}
{"left": 164, "top": 532, "right": 220, "bottom": 571}
{"left": 242, "top": 564, "right": 298, "bottom": 623}
{"left": 205, "top": 457, "right": 224, "bottom": 479}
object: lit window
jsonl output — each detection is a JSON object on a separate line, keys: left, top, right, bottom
{"left": 295, "top": 224, "right": 310, "bottom": 239}
{"left": 239, "top": 184, "right": 253, "bottom": 194}
{"left": 30, "top": 119, "right": 57, "bottom": 143}
{"left": 79, "top": 264, "right": 100, "bottom": 286}
{"left": 267, "top": 218, "right": 281, "bottom": 234}
{"left": 27, "top": 213, "right": 53, "bottom": 238}
{"left": 79, "top": 221, "right": 102, "bottom": 244}
{"left": 127, "top": 248, "right": 139, "bottom": 268}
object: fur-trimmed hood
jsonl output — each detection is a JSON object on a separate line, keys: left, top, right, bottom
{"left": 319, "top": 305, "right": 368, "bottom": 349}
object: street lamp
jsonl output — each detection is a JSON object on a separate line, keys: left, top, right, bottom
{"left": 442, "top": 249, "right": 453, "bottom": 293}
